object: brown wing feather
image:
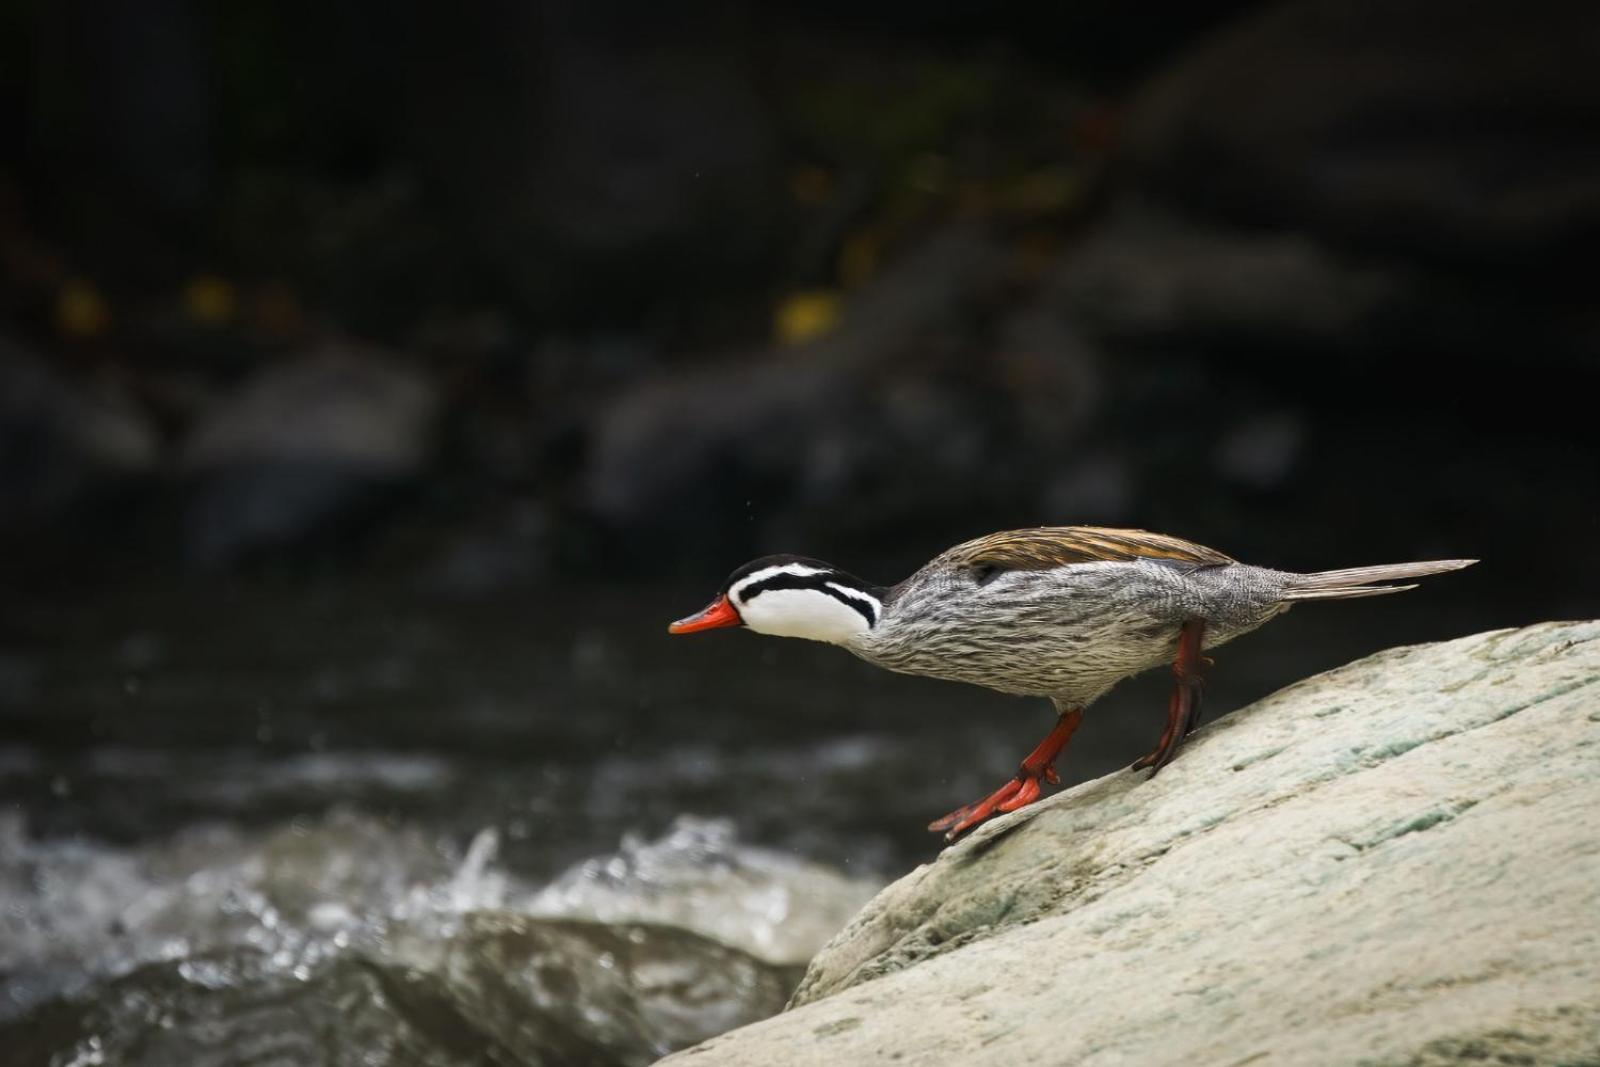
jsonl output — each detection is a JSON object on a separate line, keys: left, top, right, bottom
{"left": 938, "top": 526, "right": 1234, "bottom": 571}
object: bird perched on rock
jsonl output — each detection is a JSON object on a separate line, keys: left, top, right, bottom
{"left": 669, "top": 526, "right": 1475, "bottom": 839}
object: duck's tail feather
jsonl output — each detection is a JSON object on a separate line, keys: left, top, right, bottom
{"left": 1280, "top": 559, "right": 1477, "bottom": 602}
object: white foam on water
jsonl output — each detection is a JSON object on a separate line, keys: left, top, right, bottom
{"left": 0, "top": 806, "right": 883, "bottom": 1062}
{"left": 523, "top": 815, "right": 880, "bottom": 965}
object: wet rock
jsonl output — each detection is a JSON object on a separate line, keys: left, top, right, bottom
{"left": 0, "top": 951, "right": 509, "bottom": 1067}
{"left": 665, "top": 621, "right": 1600, "bottom": 1066}
{"left": 179, "top": 345, "right": 438, "bottom": 566}
{"left": 0, "top": 810, "right": 856, "bottom": 1066}
{"left": 409, "top": 915, "right": 796, "bottom": 1067}
{"left": 1, "top": 922, "right": 793, "bottom": 1067}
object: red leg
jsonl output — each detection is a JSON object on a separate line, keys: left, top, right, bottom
{"left": 929, "top": 708, "right": 1084, "bottom": 841}
{"left": 1131, "top": 618, "right": 1207, "bottom": 774}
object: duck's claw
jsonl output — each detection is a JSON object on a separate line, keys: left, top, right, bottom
{"left": 928, "top": 708, "right": 1084, "bottom": 841}
{"left": 997, "top": 775, "right": 1042, "bottom": 812}
{"left": 1132, "top": 619, "right": 1209, "bottom": 775}
{"left": 927, "top": 778, "right": 1024, "bottom": 838}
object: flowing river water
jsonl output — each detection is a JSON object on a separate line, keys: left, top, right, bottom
{"left": 0, "top": 577, "right": 1506, "bottom": 1065}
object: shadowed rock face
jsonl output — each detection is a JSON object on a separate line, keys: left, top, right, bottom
{"left": 0, "top": 921, "right": 799, "bottom": 1067}
{"left": 1121, "top": 0, "right": 1600, "bottom": 267}
{"left": 664, "top": 621, "right": 1600, "bottom": 1066}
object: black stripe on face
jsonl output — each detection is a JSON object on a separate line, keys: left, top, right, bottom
{"left": 823, "top": 582, "right": 881, "bottom": 627}
{"left": 736, "top": 571, "right": 879, "bottom": 627}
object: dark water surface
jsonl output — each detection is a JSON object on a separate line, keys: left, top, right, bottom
{"left": 0, "top": 577, "right": 1518, "bottom": 1064}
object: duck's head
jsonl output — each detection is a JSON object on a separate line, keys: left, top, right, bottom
{"left": 668, "top": 554, "right": 884, "bottom": 645}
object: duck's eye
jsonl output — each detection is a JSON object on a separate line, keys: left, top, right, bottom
{"left": 970, "top": 563, "right": 1004, "bottom": 587}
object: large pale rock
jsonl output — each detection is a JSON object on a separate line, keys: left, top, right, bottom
{"left": 665, "top": 621, "right": 1600, "bottom": 1066}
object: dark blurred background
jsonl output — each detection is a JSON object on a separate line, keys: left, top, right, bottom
{"left": 2, "top": 0, "right": 1598, "bottom": 865}
{"left": 3, "top": 0, "right": 1595, "bottom": 591}
{"left": 2, "top": 3, "right": 1599, "bottom": 1060}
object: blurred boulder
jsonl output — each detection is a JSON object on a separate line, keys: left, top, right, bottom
{"left": 420, "top": 501, "right": 554, "bottom": 596}
{"left": 179, "top": 345, "right": 438, "bottom": 567}
{"left": 1212, "top": 409, "right": 1307, "bottom": 491}
{"left": 1121, "top": 0, "right": 1600, "bottom": 267}
{"left": 581, "top": 228, "right": 1103, "bottom": 558}
{"left": 0, "top": 337, "right": 160, "bottom": 528}
{"left": 1054, "top": 0, "right": 1600, "bottom": 375}
{"left": 1049, "top": 205, "right": 1408, "bottom": 349}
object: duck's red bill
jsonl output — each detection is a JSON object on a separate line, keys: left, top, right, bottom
{"left": 668, "top": 594, "right": 741, "bottom": 634}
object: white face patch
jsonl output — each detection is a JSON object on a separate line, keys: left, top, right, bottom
{"left": 728, "top": 563, "right": 879, "bottom": 645}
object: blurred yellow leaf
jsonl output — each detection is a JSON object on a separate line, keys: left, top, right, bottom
{"left": 838, "top": 231, "right": 880, "bottom": 288}
{"left": 55, "top": 278, "right": 110, "bottom": 339}
{"left": 774, "top": 290, "right": 841, "bottom": 346}
{"left": 183, "top": 274, "right": 237, "bottom": 326}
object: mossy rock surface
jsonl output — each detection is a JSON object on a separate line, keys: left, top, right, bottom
{"left": 665, "top": 621, "right": 1600, "bottom": 1066}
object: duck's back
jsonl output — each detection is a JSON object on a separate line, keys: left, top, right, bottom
{"left": 929, "top": 526, "right": 1236, "bottom": 572}
{"left": 850, "top": 528, "right": 1289, "bottom": 705}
